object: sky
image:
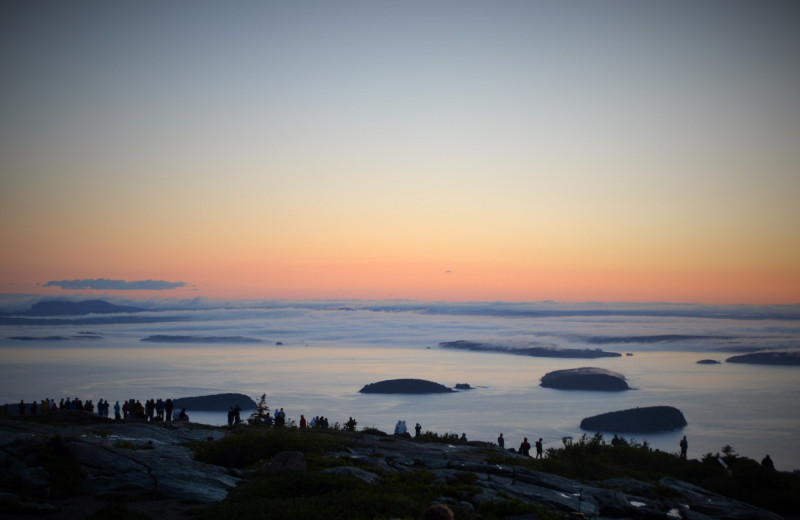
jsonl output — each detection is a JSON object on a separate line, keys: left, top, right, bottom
{"left": 1, "top": 1, "right": 799, "bottom": 304}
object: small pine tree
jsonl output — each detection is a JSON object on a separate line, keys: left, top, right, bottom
{"left": 247, "top": 393, "right": 270, "bottom": 426}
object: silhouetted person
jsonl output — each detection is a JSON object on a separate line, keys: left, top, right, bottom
{"left": 679, "top": 435, "right": 688, "bottom": 459}
{"left": 762, "top": 454, "right": 774, "bottom": 470}
{"left": 18, "top": 400, "right": 25, "bottom": 416}
{"left": 498, "top": 433, "right": 504, "bottom": 448}
{"left": 415, "top": 422, "right": 422, "bottom": 437}
{"left": 520, "top": 437, "right": 531, "bottom": 456}
{"left": 165, "top": 398, "right": 173, "bottom": 422}
{"left": 535, "top": 438, "right": 543, "bottom": 458}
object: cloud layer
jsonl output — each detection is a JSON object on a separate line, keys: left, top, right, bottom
{"left": 43, "top": 278, "right": 187, "bottom": 291}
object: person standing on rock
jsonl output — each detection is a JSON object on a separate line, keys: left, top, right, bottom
{"left": 520, "top": 437, "right": 531, "bottom": 456}
{"left": 415, "top": 422, "right": 422, "bottom": 437}
{"left": 498, "top": 433, "right": 504, "bottom": 448}
{"left": 679, "top": 435, "right": 688, "bottom": 459}
{"left": 18, "top": 400, "right": 25, "bottom": 416}
{"left": 114, "top": 401, "right": 121, "bottom": 421}
{"left": 535, "top": 438, "right": 543, "bottom": 458}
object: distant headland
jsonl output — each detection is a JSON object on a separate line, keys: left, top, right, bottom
{"left": 141, "top": 335, "right": 262, "bottom": 343}
{"left": 726, "top": 351, "right": 800, "bottom": 366}
{"left": 439, "top": 340, "right": 621, "bottom": 358}
{"left": 171, "top": 393, "right": 257, "bottom": 411}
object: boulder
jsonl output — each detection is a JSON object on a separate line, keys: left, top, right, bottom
{"left": 269, "top": 451, "right": 307, "bottom": 475}
{"left": 580, "top": 406, "right": 687, "bottom": 433}
{"left": 540, "top": 367, "right": 630, "bottom": 391}
{"left": 359, "top": 379, "right": 453, "bottom": 394}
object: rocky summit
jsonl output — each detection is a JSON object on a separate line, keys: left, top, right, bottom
{"left": 0, "top": 414, "right": 785, "bottom": 520}
{"left": 0, "top": 414, "right": 238, "bottom": 519}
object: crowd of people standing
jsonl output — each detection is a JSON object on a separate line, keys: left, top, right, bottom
{"left": 15, "top": 397, "right": 187, "bottom": 423}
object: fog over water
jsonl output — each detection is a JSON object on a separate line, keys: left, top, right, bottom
{"left": 1, "top": 300, "right": 799, "bottom": 471}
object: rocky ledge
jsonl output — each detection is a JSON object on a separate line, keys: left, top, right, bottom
{"left": 540, "top": 367, "right": 630, "bottom": 391}
{"left": 0, "top": 416, "right": 783, "bottom": 520}
{"left": 0, "top": 414, "right": 238, "bottom": 518}
{"left": 324, "top": 435, "right": 781, "bottom": 520}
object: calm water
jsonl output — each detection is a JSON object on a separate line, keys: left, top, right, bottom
{"left": 1, "top": 303, "right": 799, "bottom": 470}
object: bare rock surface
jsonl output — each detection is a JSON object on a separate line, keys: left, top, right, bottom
{"left": 0, "top": 414, "right": 237, "bottom": 518}
{"left": 0, "top": 416, "right": 784, "bottom": 520}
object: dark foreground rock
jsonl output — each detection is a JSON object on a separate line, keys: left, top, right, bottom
{"left": 0, "top": 415, "right": 237, "bottom": 519}
{"left": 726, "top": 351, "right": 800, "bottom": 366}
{"left": 323, "top": 434, "right": 781, "bottom": 520}
{"left": 580, "top": 405, "right": 687, "bottom": 433}
{"left": 0, "top": 417, "right": 784, "bottom": 520}
{"left": 540, "top": 367, "right": 630, "bottom": 391}
{"left": 359, "top": 378, "right": 453, "bottom": 394}
{"left": 171, "top": 392, "right": 257, "bottom": 411}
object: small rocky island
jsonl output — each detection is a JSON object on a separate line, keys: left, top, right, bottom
{"left": 439, "top": 340, "right": 621, "bottom": 358}
{"left": 540, "top": 367, "right": 630, "bottom": 391}
{"left": 359, "top": 379, "right": 453, "bottom": 394}
{"left": 696, "top": 359, "right": 721, "bottom": 364}
{"left": 171, "top": 393, "right": 257, "bottom": 411}
{"left": 141, "top": 335, "right": 262, "bottom": 343}
{"left": 580, "top": 405, "right": 687, "bottom": 433}
{"left": 726, "top": 351, "right": 800, "bottom": 366}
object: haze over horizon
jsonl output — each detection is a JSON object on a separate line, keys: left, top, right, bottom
{"left": 2, "top": 1, "right": 799, "bottom": 304}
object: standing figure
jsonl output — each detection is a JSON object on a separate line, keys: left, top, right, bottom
{"left": 679, "top": 435, "right": 688, "bottom": 459}
{"left": 535, "top": 438, "right": 543, "bottom": 459}
{"left": 520, "top": 437, "right": 531, "bottom": 456}
{"left": 497, "top": 433, "right": 504, "bottom": 448}
{"left": 165, "top": 399, "right": 174, "bottom": 422}
{"left": 415, "top": 422, "right": 422, "bottom": 437}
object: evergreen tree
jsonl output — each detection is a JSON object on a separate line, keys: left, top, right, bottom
{"left": 247, "top": 393, "right": 270, "bottom": 426}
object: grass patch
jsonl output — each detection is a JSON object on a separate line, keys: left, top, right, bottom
{"left": 192, "top": 427, "right": 351, "bottom": 468}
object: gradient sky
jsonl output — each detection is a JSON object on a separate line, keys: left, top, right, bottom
{"left": 1, "top": 1, "right": 799, "bottom": 303}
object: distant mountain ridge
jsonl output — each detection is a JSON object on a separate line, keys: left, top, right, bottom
{"left": 21, "top": 299, "right": 145, "bottom": 316}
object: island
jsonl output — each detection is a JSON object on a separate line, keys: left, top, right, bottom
{"left": 540, "top": 367, "right": 630, "bottom": 391}
{"left": 580, "top": 405, "right": 687, "bottom": 433}
{"left": 454, "top": 383, "right": 473, "bottom": 390}
{"left": 725, "top": 352, "right": 800, "bottom": 366}
{"left": 141, "top": 335, "right": 262, "bottom": 343}
{"left": 20, "top": 299, "right": 145, "bottom": 316}
{"left": 359, "top": 379, "right": 454, "bottom": 394}
{"left": 439, "top": 340, "right": 621, "bottom": 358}
{"left": 696, "top": 359, "right": 721, "bottom": 364}
{"left": 171, "top": 393, "right": 257, "bottom": 411}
